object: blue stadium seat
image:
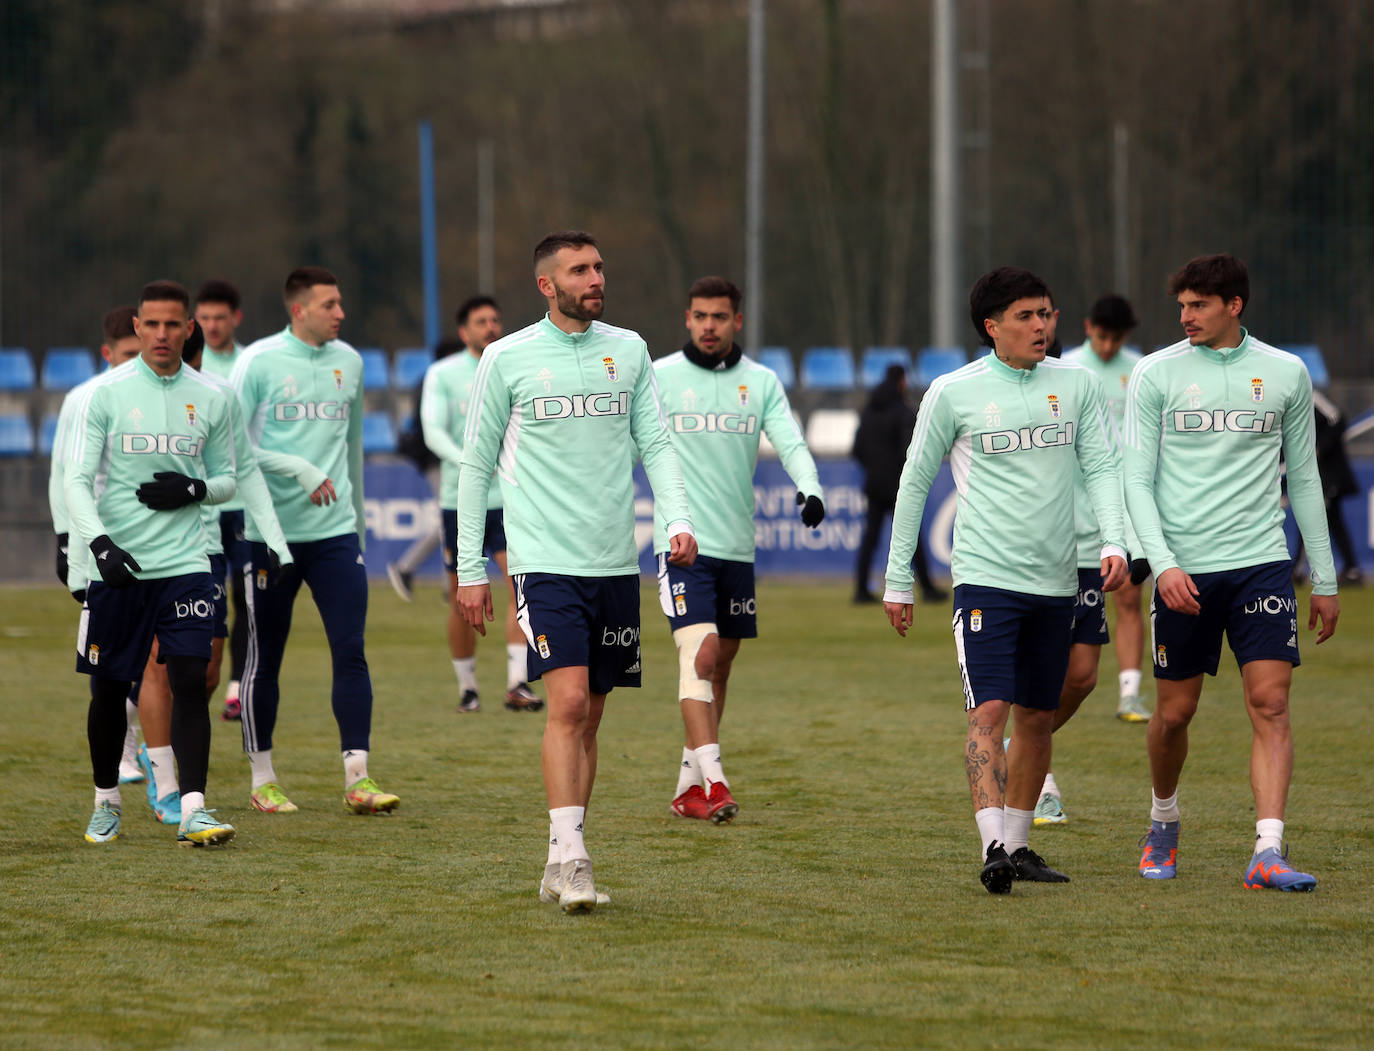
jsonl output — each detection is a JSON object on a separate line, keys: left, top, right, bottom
{"left": 1284, "top": 344, "right": 1330, "bottom": 389}
{"left": 38, "top": 413, "right": 60, "bottom": 455}
{"left": 0, "top": 348, "right": 36, "bottom": 391}
{"left": 860, "top": 346, "right": 913, "bottom": 389}
{"left": 800, "top": 347, "right": 856, "bottom": 391}
{"left": 41, "top": 348, "right": 96, "bottom": 391}
{"left": 756, "top": 347, "right": 795, "bottom": 389}
{"left": 916, "top": 346, "right": 967, "bottom": 389}
{"left": 0, "top": 413, "right": 35, "bottom": 456}
{"left": 392, "top": 347, "right": 434, "bottom": 390}
{"left": 361, "top": 412, "right": 397, "bottom": 455}
{"left": 359, "top": 348, "right": 390, "bottom": 390}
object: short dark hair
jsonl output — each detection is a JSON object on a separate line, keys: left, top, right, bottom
{"left": 434, "top": 338, "right": 467, "bottom": 362}
{"left": 196, "top": 278, "right": 241, "bottom": 311}
{"left": 455, "top": 295, "right": 500, "bottom": 329}
{"left": 102, "top": 305, "right": 137, "bottom": 344}
{"left": 969, "top": 267, "right": 1051, "bottom": 348}
{"left": 533, "top": 231, "right": 597, "bottom": 270}
{"left": 182, "top": 319, "right": 205, "bottom": 366}
{"left": 687, "top": 276, "right": 742, "bottom": 313}
{"left": 1088, "top": 293, "right": 1138, "bottom": 332}
{"left": 139, "top": 280, "right": 191, "bottom": 312}
{"left": 1167, "top": 254, "right": 1249, "bottom": 314}
{"left": 283, "top": 266, "right": 338, "bottom": 303}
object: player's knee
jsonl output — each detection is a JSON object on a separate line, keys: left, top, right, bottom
{"left": 1064, "top": 666, "right": 1097, "bottom": 698}
{"left": 673, "top": 623, "right": 716, "bottom": 703}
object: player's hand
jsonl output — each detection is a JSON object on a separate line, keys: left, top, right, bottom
{"left": 797, "top": 492, "right": 826, "bottom": 528}
{"left": 1156, "top": 567, "right": 1200, "bottom": 615}
{"left": 56, "top": 532, "right": 69, "bottom": 585}
{"left": 72, "top": 588, "right": 87, "bottom": 604}
{"left": 263, "top": 548, "right": 297, "bottom": 590}
{"left": 457, "top": 582, "right": 493, "bottom": 635}
{"left": 1309, "top": 593, "right": 1340, "bottom": 645}
{"left": 1101, "top": 554, "right": 1129, "bottom": 592}
{"left": 1129, "top": 558, "right": 1152, "bottom": 586}
{"left": 136, "top": 471, "right": 207, "bottom": 510}
{"left": 89, "top": 534, "right": 141, "bottom": 588}
{"left": 310, "top": 479, "right": 337, "bottom": 506}
{"left": 885, "top": 601, "right": 915, "bottom": 637}
{"left": 667, "top": 531, "right": 697, "bottom": 566}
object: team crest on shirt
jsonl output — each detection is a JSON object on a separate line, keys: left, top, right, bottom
{"left": 970, "top": 609, "right": 983, "bottom": 632}
{"left": 334, "top": 369, "right": 344, "bottom": 391}
{"left": 1251, "top": 378, "right": 1264, "bottom": 402}
{"left": 536, "top": 634, "right": 551, "bottom": 659}
{"left": 185, "top": 403, "right": 197, "bottom": 425}
{"left": 1047, "top": 394, "right": 1061, "bottom": 419}
{"left": 602, "top": 357, "right": 618, "bottom": 382}
{"left": 738, "top": 385, "right": 749, "bottom": 406}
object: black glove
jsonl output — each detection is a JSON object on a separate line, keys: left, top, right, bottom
{"left": 260, "top": 548, "right": 296, "bottom": 591}
{"left": 797, "top": 492, "right": 826, "bottom": 528}
{"left": 136, "top": 472, "right": 207, "bottom": 510}
{"left": 72, "top": 588, "right": 87, "bottom": 604}
{"left": 56, "top": 532, "right": 69, "bottom": 585}
{"left": 1129, "top": 558, "right": 1152, "bottom": 586}
{"left": 89, "top": 534, "right": 141, "bottom": 588}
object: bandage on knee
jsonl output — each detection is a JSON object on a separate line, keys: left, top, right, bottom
{"left": 673, "top": 622, "right": 716, "bottom": 702}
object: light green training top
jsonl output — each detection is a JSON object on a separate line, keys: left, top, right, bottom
{"left": 50, "top": 371, "right": 104, "bottom": 537}
{"left": 419, "top": 348, "right": 502, "bottom": 511}
{"left": 199, "top": 341, "right": 245, "bottom": 512}
{"left": 63, "top": 357, "right": 236, "bottom": 584}
{"left": 651, "top": 348, "right": 821, "bottom": 562}
{"left": 1121, "top": 330, "right": 1336, "bottom": 594}
{"left": 230, "top": 327, "right": 366, "bottom": 548}
{"left": 884, "top": 352, "right": 1125, "bottom": 598}
{"left": 456, "top": 315, "right": 692, "bottom": 583}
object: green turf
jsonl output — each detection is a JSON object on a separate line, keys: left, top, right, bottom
{"left": 2, "top": 579, "right": 1370, "bottom": 1049}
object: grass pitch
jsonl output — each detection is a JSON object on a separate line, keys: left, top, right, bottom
{"left": 1, "top": 578, "right": 1371, "bottom": 1049}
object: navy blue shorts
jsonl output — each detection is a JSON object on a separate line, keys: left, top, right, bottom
{"left": 209, "top": 553, "right": 229, "bottom": 639}
{"left": 219, "top": 510, "right": 250, "bottom": 574}
{"left": 656, "top": 553, "right": 758, "bottom": 639}
{"left": 952, "top": 584, "right": 1075, "bottom": 711}
{"left": 1151, "top": 561, "right": 1300, "bottom": 679}
{"left": 514, "top": 573, "right": 641, "bottom": 695}
{"left": 77, "top": 572, "right": 216, "bottom": 681}
{"left": 1070, "top": 567, "right": 1110, "bottom": 646}
{"left": 442, "top": 508, "right": 507, "bottom": 575}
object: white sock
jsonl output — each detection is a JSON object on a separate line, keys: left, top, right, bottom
{"left": 1255, "top": 818, "right": 1284, "bottom": 854}
{"left": 1151, "top": 791, "right": 1180, "bottom": 824}
{"left": 343, "top": 749, "right": 368, "bottom": 785}
{"left": 506, "top": 643, "right": 527, "bottom": 689}
{"left": 1003, "top": 806, "right": 1034, "bottom": 852}
{"left": 1119, "top": 669, "right": 1143, "bottom": 697}
{"left": 693, "top": 743, "right": 728, "bottom": 789}
{"left": 121, "top": 699, "right": 140, "bottom": 768}
{"left": 1041, "top": 771, "right": 1060, "bottom": 799}
{"left": 974, "top": 806, "right": 1004, "bottom": 857}
{"left": 452, "top": 657, "right": 478, "bottom": 693}
{"left": 226, "top": 679, "right": 240, "bottom": 702}
{"left": 248, "top": 749, "right": 278, "bottom": 790}
{"left": 546, "top": 823, "right": 559, "bottom": 867}
{"left": 147, "top": 745, "right": 179, "bottom": 799}
{"left": 550, "top": 806, "right": 588, "bottom": 863}
{"left": 181, "top": 791, "right": 205, "bottom": 817}
{"left": 95, "top": 786, "right": 121, "bottom": 807}
{"left": 674, "top": 747, "right": 701, "bottom": 796}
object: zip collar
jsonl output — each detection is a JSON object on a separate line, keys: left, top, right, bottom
{"left": 281, "top": 325, "right": 333, "bottom": 355}
{"left": 135, "top": 354, "right": 186, "bottom": 386}
{"left": 984, "top": 349, "right": 1040, "bottom": 384}
{"left": 1190, "top": 327, "right": 1250, "bottom": 365}
{"left": 538, "top": 313, "right": 598, "bottom": 347}
{"left": 681, "top": 340, "right": 743, "bottom": 371}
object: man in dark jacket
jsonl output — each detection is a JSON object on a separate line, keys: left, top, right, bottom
{"left": 852, "top": 364, "right": 946, "bottom": 603}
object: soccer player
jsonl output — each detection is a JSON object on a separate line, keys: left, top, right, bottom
{"left": 883, "top": 266, "right": 1127, "bottom": 894}
{"left": 230, "top": 266, "right": 399, "bottom": 817}
{"left": 194, "top": 279, "right": 252, "bottom": 721}
{"left": 63, "top": 280, "right": 239, "bottom": 847}
{"left": 455, "top": 231, "right": 695, "bottom": 913}
{"left": 1062, "top": 294, "right": 1150, "bottom": 722}
{"left": 1123, "top": 254, "right": 1339, "bottom": 891}
{"left": 419, "top": 296, "right": 543, "bottom": 713}
{"left": 653, "top": 275, "right": 823, "bottom": 823}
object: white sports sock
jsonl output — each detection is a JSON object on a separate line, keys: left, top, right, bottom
{"left": 226, "top": 679, "right": 240, "bottom": 702}
{"left": 121, "top": 699, "right": 140, "bottom": 768}
{"left": 181, "top": 791, "right": 205, "bottom": 817}
{"left": 693, "top": 743, "right": 728, "bottom": 789}
{"left": 343, "top": 749, "right": 368, "bottom": 785}
{"left": 1119, "top": 669, "right": 1143, "bottom": 698}
{"left": 1151, "top": 791, "right": 1180, "bottom": 824}
{"left": 147, "top": 745, "right": 179, "bottom": 799}
{"left": 248, "top": 749, "right": 278, "bottom": 790}
{"left": 674, "top": 747, "right": 700, "bottom": 796}
{"left": 452, "top": 657, "right": 478, "bottom": 693}
{"left": 95, "top": 786, "right": 121, "bottom": 807}
{"left": 550, "top": 806, "right": 588, "bottom": 863}
{"left": 974, "top": 806, "right": 1004, "bottom": 857}
{"left": 506, "top": 644, "right": 527, "bottom": 689}
{"left": 1003, "top": 806, "right": 1034, "bottom": 852}
{"left": 546, "top": 823, "right": 559, "bottom": 867}
{"left": 1041, "top": 772, "right": 1060, "bottom": 799}
{"left": 1255, "top": 818, "right": 1284, "bottom": 854}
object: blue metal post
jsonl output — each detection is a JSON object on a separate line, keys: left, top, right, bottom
{"left": 418, "top": 120, "right": 440, "bottom": 350}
